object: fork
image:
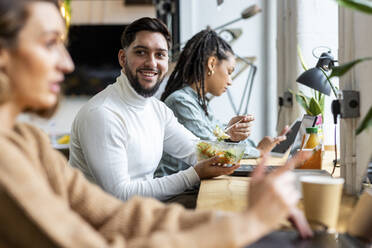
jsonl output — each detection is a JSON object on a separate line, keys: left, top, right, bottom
{"left": 224, "top": 119, "right": 244, "bottom": 132}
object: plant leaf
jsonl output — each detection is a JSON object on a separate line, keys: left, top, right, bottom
{"left": 297, "top": 45, "right": 309, "bottom": 71}
{"left": 356, "top": 106, "right": 372, "bottom": 135}
{"left": 320, "top": 68, "right": 338, "bottom": 98}
{"left": 319, "top": 94, "right": 325, "bottom": 116}
{"left": 330, "top": 57, "right": 372, "bottom": 78}
{"left": 295, "top": 94, "right": 309, "bottom": 112}
{"left": 299, "top": 91, "right": 313, "bottom": 105}
{"left": 336, "top": 0, "right": 372, "bottom": 14}
{"left": 309, "top": 97, "right": 322, "bottom": 116}
{"left": 298, "top": 90, "right": 312, "bottom": 101}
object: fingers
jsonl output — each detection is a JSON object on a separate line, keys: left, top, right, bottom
{"left": 223, "top": 164, "right": 241, "bottom": 175}
{"left": 229, "top": 122, "right": 251, "bottom": 133}
{"left": 231, "top": 122, "right": 252, "bottom": 130}
{"left": 274, "top": 135, "right": 286, "bottom": 143}
{"left": 288, "top": 207, "right": 313, "bottom": 239}
{"left": 196, "top": 157, "right": 241, "bottom": 179}
{"left": 244, "top": 114, "right": 255, "bottom": 122}
{"left": 279, "top": 125, "right": 290, "bottom": 136}
{"left": 272, "top": 151, "right": 312, "bottom": 177}
{"left": 230, "top": 131, "right": 251, "bottom": 139}
{"left": 203, "top": 155, "right": 225, "bottom": 165}
{"left": 209, "top": 163, "right": 240, "bottom": 176}
{"left": 251, "top": 154, "right": 268, "bottom": 180}
{"left": 228, "top": 122, "right": 252, "bottom": 141}
{"left": 275, "top": 172, "right": 299, "bottom": 203}
{"left": 232, "top": 115, "right": 255, "bottom": 123}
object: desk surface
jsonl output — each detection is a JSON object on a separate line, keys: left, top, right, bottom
{"left": 196, "top": 150, "right": 357, "bottom": 232}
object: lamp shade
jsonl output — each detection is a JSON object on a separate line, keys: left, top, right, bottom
{"left": 296, "top": 67, "right": 331, "bottom": 96}
{"left": 296, "top": 51, "right": 335, "bottom": 96}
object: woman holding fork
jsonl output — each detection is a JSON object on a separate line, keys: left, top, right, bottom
{"left": 157, "top": 29, "right": 288, "bottom": 177}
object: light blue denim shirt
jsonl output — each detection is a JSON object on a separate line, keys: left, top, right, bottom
{"left": 155, "top": 86, "right": 260, "bottom": 177}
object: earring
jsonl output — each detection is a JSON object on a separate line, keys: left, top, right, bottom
{"left": 207, "top": 70, "right": 214, "bottom": 76}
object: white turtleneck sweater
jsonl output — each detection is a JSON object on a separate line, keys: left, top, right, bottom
{"left": 69, "top": 72, "right": 200, "bottom": 201}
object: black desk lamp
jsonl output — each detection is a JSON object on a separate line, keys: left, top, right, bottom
{"left": 296, "top": 51, "right": 336, "bottom": 96}
{"left": 295, "top": 50, "right": 360, "bottom": 125}
{"left": 296, "top": 50, "right": 340, "bottom": 174}
{"left": 295, "top": 49, "right": 361, "bottom": 175}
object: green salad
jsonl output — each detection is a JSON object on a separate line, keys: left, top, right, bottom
{"left": 213, "top": 125, "right": 230, "bottom": 141}
{"left": 196, "top": 141, "right": 243, "bottom": 164}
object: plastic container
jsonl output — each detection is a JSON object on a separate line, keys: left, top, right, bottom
{"left": 196, "top": 140, "right": 246, "bottom": 166}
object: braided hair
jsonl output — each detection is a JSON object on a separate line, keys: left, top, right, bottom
{"left": 161, "top": 29, "right": 234, "bottom": 116}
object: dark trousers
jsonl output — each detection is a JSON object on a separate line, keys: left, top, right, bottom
{"left": 162, "top": 187, "right": 199, "bottom": 209}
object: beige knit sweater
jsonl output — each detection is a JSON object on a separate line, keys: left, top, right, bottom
{"left": 0, "top": 123, "right": 242, "bottom": 248}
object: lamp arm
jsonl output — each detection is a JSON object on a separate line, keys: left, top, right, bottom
{"left": 244, "top": 65, "right": 257, "bottom": 114}
{"left": 320, "top": 68, "right": 338, "bottom": 98}
{"left": 213, "top": 17, "right": 243, "bottom": 31}
{"left": 236, "top": 54, "right": 254, "bottom": 66}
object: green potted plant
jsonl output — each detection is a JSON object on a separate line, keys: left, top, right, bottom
{"left": 291, "top": 46, "right": 337, "bottom": 120}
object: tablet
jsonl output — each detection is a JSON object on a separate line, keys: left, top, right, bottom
{"left": 289, "top": 114, "right": 318, "bottom": 157}
{"left": 270, "top": 120, "right": 302, "bottom": 157}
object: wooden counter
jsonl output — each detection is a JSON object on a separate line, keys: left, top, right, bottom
{"left": 196, "top": 150, "right": 357, "bottom": 232}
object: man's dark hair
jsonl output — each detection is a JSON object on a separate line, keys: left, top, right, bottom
{"left": 160, "top": 28, "right": 234, "bottom": 116}
{"left": 121, "top": 17, "right": 171, "bottom": 49}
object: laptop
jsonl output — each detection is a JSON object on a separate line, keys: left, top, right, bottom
{"left": 245, "top": 230, "right": 368, "bottom": 248}
{"left": 232, "top": 115, "right": 317, "bottom": 177}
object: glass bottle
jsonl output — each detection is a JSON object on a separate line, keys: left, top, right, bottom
{"left": 303, "top": 127, "right": 319, "bottom": 149}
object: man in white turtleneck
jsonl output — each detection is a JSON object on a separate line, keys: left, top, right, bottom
{"left": 69, "top": 18, "right": 240, "bottom": 205}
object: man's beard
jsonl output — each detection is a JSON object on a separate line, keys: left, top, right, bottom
{"left": 124, "top": 62, "right": 164, "bottom": 98}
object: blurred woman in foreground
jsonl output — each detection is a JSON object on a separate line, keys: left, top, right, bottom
{"left": 0, "top": 0, "right": 311, "bottom": 247}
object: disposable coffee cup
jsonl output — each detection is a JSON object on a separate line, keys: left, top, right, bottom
{"left": 347, "top": 189, "right": 372, "bottom": 242}
{"left": 301, "top": 176, "right": 344, "bottom": 231}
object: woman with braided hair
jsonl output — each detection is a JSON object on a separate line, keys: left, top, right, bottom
{"left": 157, "top": 29, "right": 288, "bottom": 177}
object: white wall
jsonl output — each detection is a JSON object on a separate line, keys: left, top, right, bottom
{"left": 180, "top": 0, "right": 274, "bottom": 143}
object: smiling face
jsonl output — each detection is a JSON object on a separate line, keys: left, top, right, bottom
{"left": 118, "top": 31, "right": 169, "bottom": 97}
{"left": 0, "top": 2, "right": 74, "bottom": 113}
{"left": 205, "top": 53, "right": 236, "bottom": 96}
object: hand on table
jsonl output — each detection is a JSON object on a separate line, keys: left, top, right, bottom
{"left": 247, "top": 151, "right": 313, "bottom": 238}
{"left": 288, "top": 207, "right": 313, "bottom": 239}
{"left": 257, "top": 125, "right": 289, "bottom": 155}
{"left": 193, "top": 156, "right": 240, "bottom": 180}
{"left": 226, "top": 115, "right": 255, "bottom": 142}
